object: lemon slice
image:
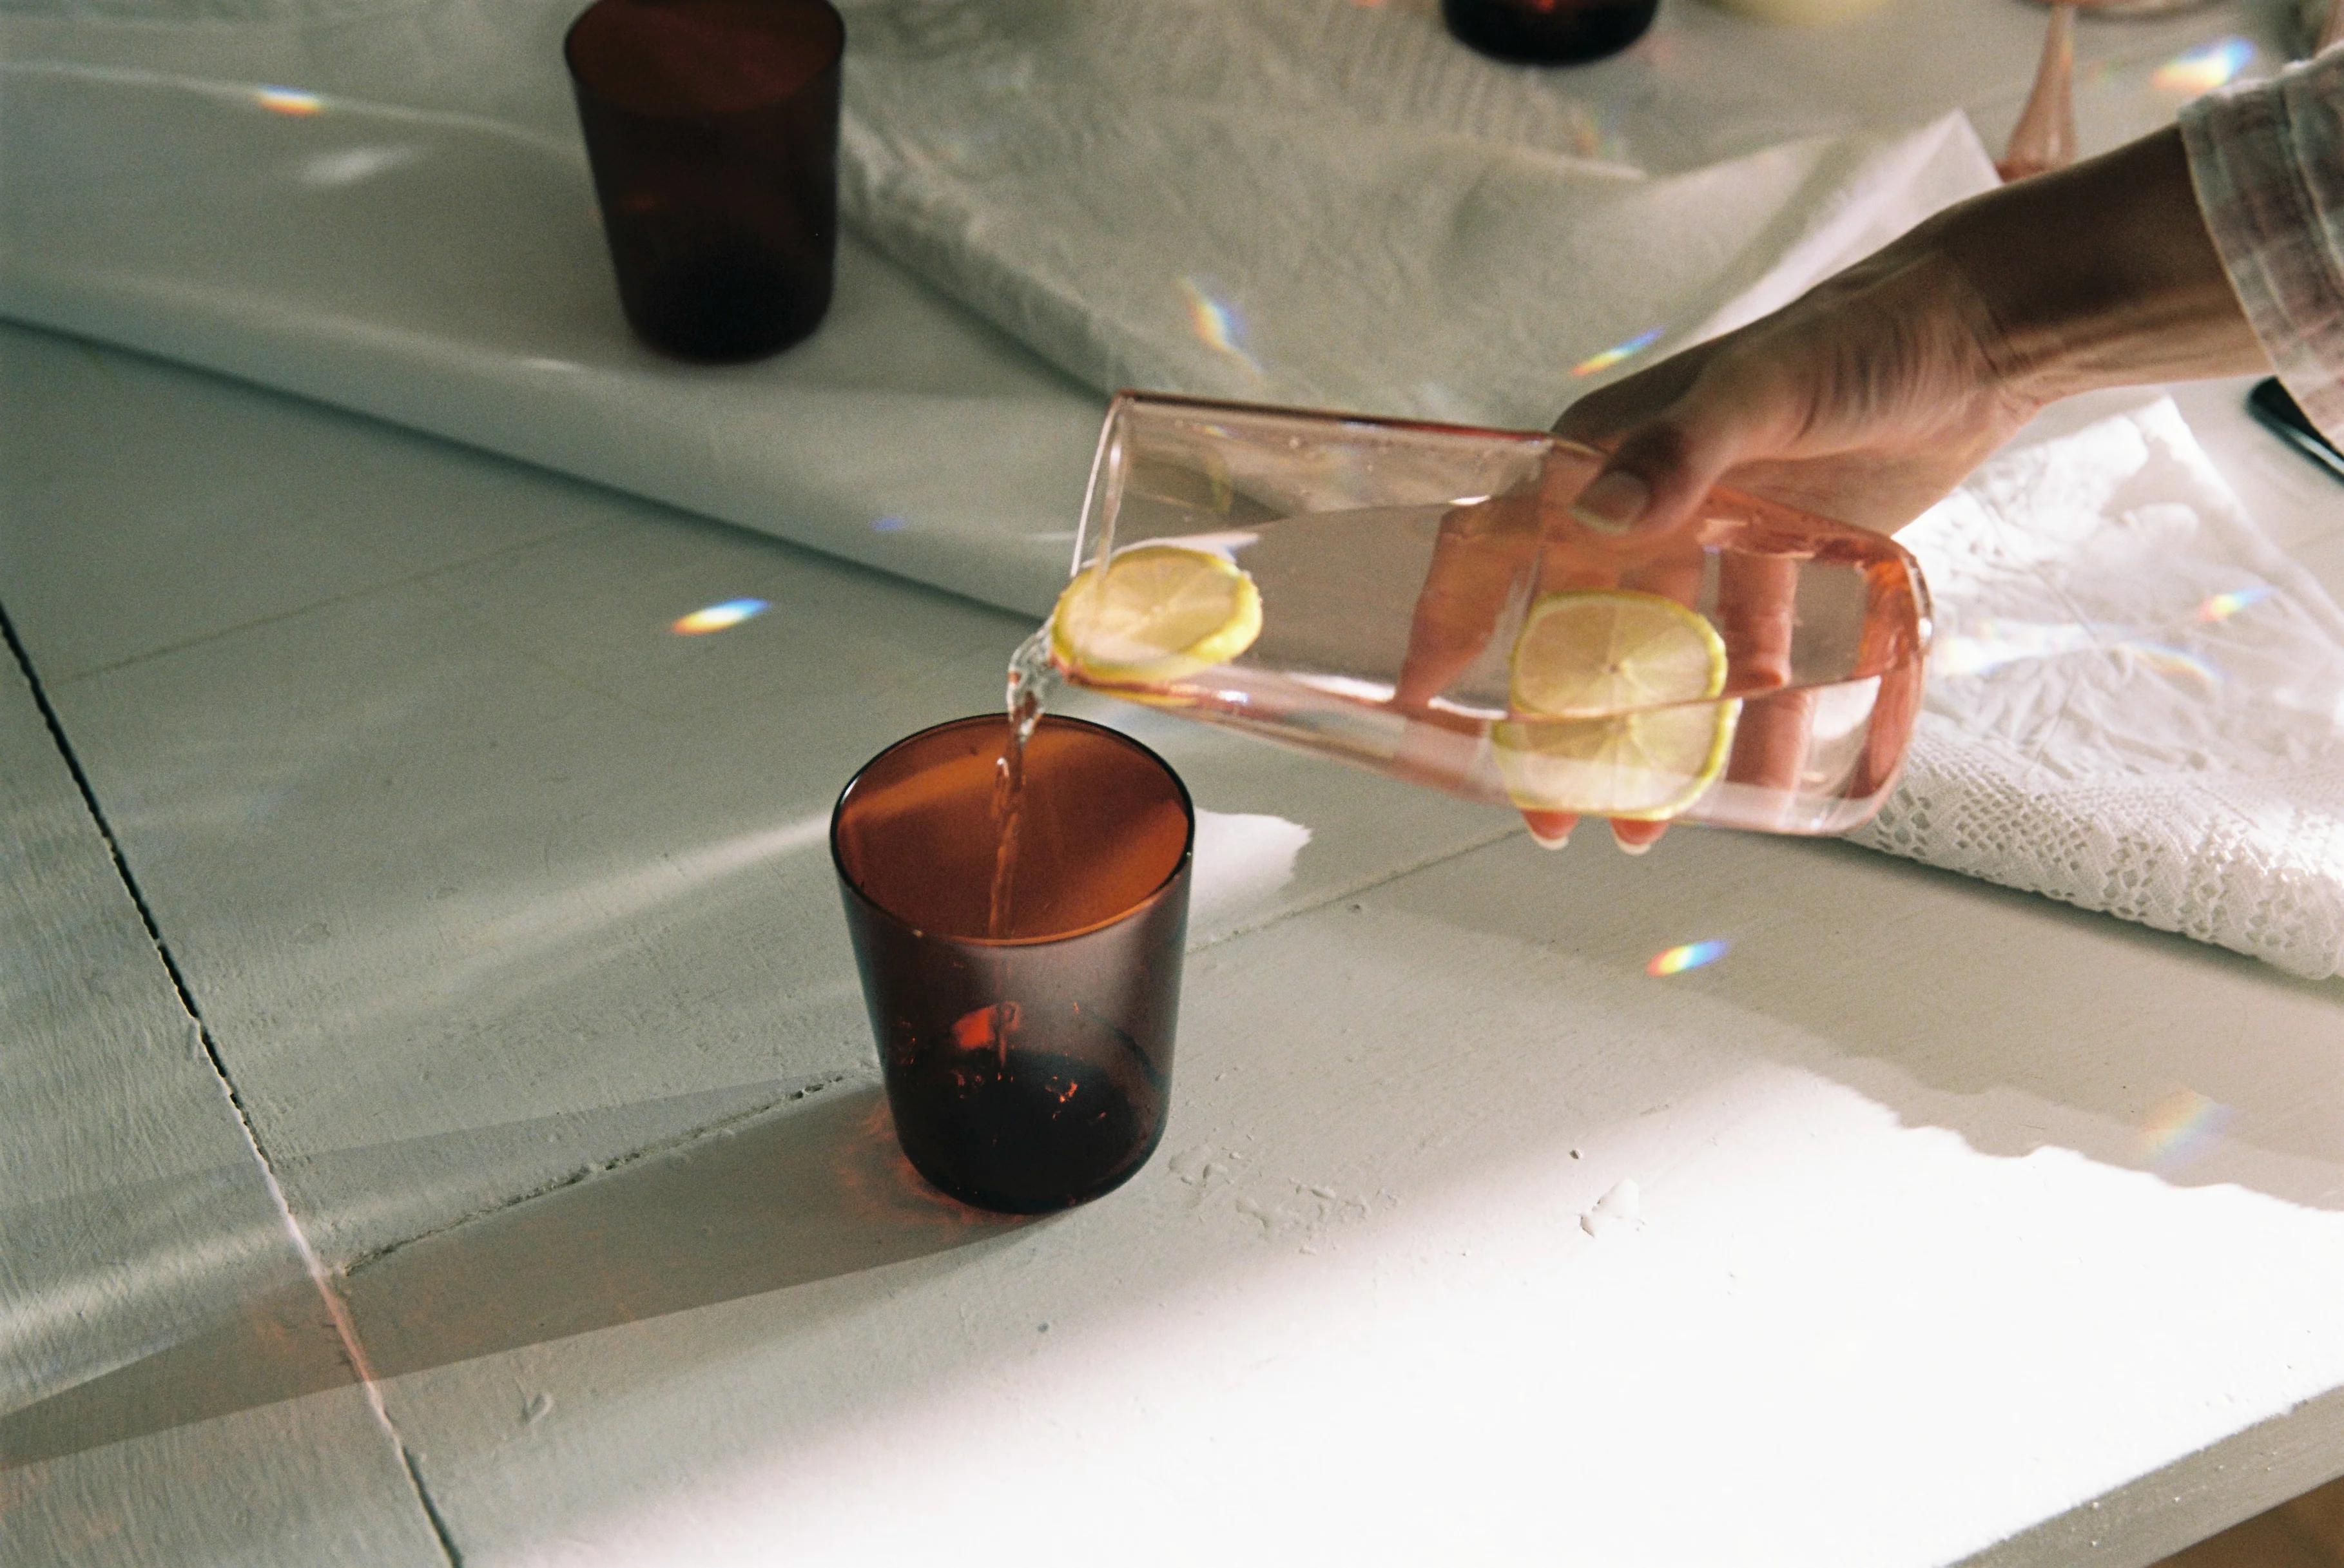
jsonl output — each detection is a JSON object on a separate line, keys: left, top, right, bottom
{"left": 1493, "top": 588, "right": 1738, "bottom": 820}
{"left": 1049, "top": 543, "right": 1263, "bottom": 686}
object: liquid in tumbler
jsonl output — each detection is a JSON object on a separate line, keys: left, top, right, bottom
{"left": 1045, "top": 393, "right": 1931, "bottom": 837}
{"left": 832, "top": 715, "right": 1192, "bottom": 1213}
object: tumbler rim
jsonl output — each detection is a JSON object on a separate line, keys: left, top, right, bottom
{"left": 830, "top": 713, "right": 1196, "bottom": 950}
{"left": 563, "top": 0, "right": 847, "bottom": 120}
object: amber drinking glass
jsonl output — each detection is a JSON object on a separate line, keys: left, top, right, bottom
{"left": 565, "top": 0, "right": 844, "bottom": 362}
{"left": 1441, "top": 0, "right": 1660, "bottom": 63}
{"left": 831, "top": 716, "right": 1194, "bottom": 1213}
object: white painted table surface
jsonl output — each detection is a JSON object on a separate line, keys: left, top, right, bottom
{"left": 6, "top": 333, "right": 2344, "bottom": 1567}
{"left": 7, "top": 13, "right": 2344, "bottom": 1568}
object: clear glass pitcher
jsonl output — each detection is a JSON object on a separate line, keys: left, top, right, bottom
{"left": 1048, "top": 392, "right": 1932, "bottom": 837}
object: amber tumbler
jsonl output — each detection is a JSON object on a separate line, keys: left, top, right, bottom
{"left": 1441, "top": 0, "right": 1659, "bottom": 63}
{"left": 831, "top": 715, "right": 1194, "bottom": 1213}
{"left": 565, "top": 0, "right": 844, "bottom": 362}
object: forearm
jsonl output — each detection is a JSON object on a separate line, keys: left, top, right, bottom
{"left": 1923, "top": 126, "right": 2271, "bottom": 402}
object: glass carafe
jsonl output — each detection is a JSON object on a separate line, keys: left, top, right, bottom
{"left": 1052, "top": 392, "right": 1932, "bottom": 837}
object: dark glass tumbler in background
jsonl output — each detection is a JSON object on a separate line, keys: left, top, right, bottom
{"left": 1441, "top": 0, "right": 1660, "bottom": 63}
{"left": 565, "top": 0, "right": 844, "bottom": 362}
{"left": 831, "top": 716, "right": 1195, "bottom": 1214}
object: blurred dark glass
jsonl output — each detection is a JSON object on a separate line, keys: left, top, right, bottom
{"left": 565, "top": 0, "right": 844, "bottom": 362}
{"left": 1442, "top": 0, "right": 1660, "bottom": 63}
{"left": 832, "top": 716, "right": 1194, "bottom": 1213}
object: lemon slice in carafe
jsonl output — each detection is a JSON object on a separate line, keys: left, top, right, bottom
{"left": 1049, "top": 543, "right": 1263, "bottom": 686}
{"left": 1493, "top": 588, "right": 1739, "bottom": 820}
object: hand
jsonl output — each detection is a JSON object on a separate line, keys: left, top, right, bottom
{"left": 1561, "top": 126, "right": 2268, "bottom": 542}
{"left": 1525, "top": 222, "right": 2033, "bottom": 853}
{"left": 1411, "top": 125, "right": 2269, "bottom": 855}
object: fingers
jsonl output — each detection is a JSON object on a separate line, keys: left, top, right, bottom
{"left": 1567, "top": 394, "right": 1751, "bottom": 538}
{"left": 1523, "top": 809, "right": 1578, "bottom": 850}
{"left": 1524, "top": 527, "right": 1703, "bottom": 858}
{"left": 1520, "top": 812, "right": 1671, "bottom": 855}
{"left": 1715, "top": 550, "right": 1810, "bottom": 830}
{"left": 1610, "top": 820, "right": 1667, "bottom": 855}
{"left": 1556, "top": 342, "right": 1808, "bottom": 539}
{"left": 1395, "top": 497, "right": 1538, "bottom": 710}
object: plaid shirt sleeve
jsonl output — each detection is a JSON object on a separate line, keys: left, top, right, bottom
{"left": 2182, "top": 48, "right": 2344, "bottom": 444}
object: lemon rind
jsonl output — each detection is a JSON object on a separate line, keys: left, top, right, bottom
{"left": 1498, "top": 587, "right": 1737, "bottom": 819}
{"left": 1047, "top": 543, "right": 1264, "bottom": 688}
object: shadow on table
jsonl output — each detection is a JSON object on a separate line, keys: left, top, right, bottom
{"left": 0, "top": 1083, "right": 1023, "bottom": 1469}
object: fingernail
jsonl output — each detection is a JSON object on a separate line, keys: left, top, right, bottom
{"left": 1529, "top": 824, "right": 1572, "bottom": 851}
{"left": 1570, "top": 470, "right": 1650, "bottom": 534}
{"left": 1615, "top": 835, "right": 1654, "bottom": 857}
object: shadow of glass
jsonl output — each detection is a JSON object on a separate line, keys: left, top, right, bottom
{"left": 0, "top": 1085, "right": 1022, "bottom": 1469}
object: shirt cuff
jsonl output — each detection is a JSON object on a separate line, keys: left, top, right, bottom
{"left": 2181, "top": 50, "right": 2344, "bottom": 447}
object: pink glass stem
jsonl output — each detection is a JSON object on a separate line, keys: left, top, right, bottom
{"left": 1999, "top": 3, "right": 2077, "bottom": 183}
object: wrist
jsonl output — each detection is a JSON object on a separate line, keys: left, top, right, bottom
{"left": 1921, "top": 127, "right": 2269, "bottom": 403}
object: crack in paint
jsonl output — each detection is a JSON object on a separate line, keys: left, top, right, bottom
{"left": 3, "top": 595, "right": 465, "bottom": 1565}
{"left": 57, "top": 521, "right": 600, "bottom": 685}
{"left": 403, "top": 1448, "right": 467, "bottom": 1566}
{"left": 338, "top": 1068, "right": 866, "bottom": 1277}
{"left": 1185, "top": 824, "right": 1520, "bottom": 955}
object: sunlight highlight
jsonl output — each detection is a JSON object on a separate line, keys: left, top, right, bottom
{"left": 1932, "top": 620, "right": 2222, "bottom": 689}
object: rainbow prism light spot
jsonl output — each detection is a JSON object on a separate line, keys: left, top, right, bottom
{"left": 2140, "top": 1087, "right": 2233, "bottom": 1168}
{"left": 2120, "top": 641, "right": 2222, "bottom": 689}
{"left": 2196, "top": 585, "right": 2274, "bottom": 623}
{"left": 1177, "top": 276, "right": 1261, "bottom": 376}
{"left": 672, "top": 597, "right": 770, "bottom": 635}
{"left": 1573, "top": 327, "right": 1664, "bottom": 378}
{"left": 1647, "top": 939, "right": 1730, "bottom": 977}
{"left": 2152, "top": 37, "right": 2252, "bottom": 97}
{"left": 255, "top": 86, "right": 325, "bottom": 115}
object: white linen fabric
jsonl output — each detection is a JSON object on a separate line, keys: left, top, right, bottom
{"left": 1856, "top": 400, "right": 2344, "bottom": 979}
{"left": 0, "top": 0, "right": 1994, "bottom": 610}
{"left": 833, "top": 0, "right": 1998, "bottom": 428}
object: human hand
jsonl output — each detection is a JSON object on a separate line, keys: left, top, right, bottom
{"left": 1500, "top": 226, "right": 2035, "bottom": 852}
{"left": 1555, "top": 245, "right": 2040, "bottom": 544}
{"left": 1562, "top": 124, "right": 2269, "bottom": 541}
{"left": 1400, "top": 126, "right": 2269, "bottom": 855}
